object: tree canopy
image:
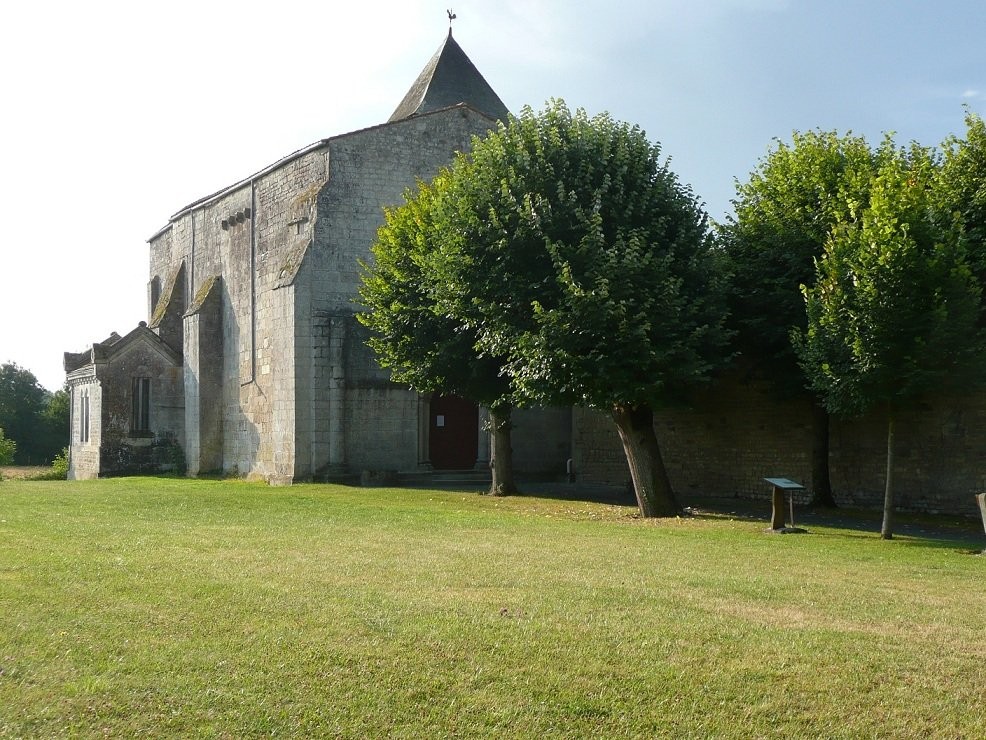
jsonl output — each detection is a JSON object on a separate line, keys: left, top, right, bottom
{"left": 361, "top": 103, "right": 986, "bottom": 522}
{"left": 0, "top": 427, "right": 15, "bottom": 466}
{"left": 720, "top": 130, "right": 881, "bottom": 507}
{"left": 360, "top": 181, "right": 509, "bottom": 404}
{"left": 412, "top": 100, "right": 731, "bottom": 516}
{"left": 0, "top": 363, "right": 67, "bottom": 465}
{"left": 437, "top": 102, "right": 729, "bottom": 408}
{"left": 795, "top": 142, "right": 985, "bottom": 537}
{"left": 935, "top": 110, "right": 986, "bottom": 290}
{"left": 722, "top": 130, "right": 878, "bottom": 391}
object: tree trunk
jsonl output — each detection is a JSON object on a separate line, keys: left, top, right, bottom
{"left": 611, "top": 403, "right": 679, "bottom": 517}
{"left": 810, "top": 401, "right": 836, "bottom": 507}
{"left": 487, "top": 404, "right": 517, "bottom": 496}
{"left": 881, "top": 408, "right": 895, "bottom": 540}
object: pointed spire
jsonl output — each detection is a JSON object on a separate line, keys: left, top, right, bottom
{"left": 389, "top": 32, "right": 508, "bottom": 123}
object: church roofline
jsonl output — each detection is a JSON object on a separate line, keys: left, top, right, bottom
{"left": 147, "top": 103, "right": 502, "bottom": 243}
{"left": 389, "top": 30, "right": 509, "bottom": 123}
{"left": 64, "top": 322, "right": 182, "bottom": 374}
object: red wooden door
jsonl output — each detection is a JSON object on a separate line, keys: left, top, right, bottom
{"left": 429, "top": 395, "right": 479, "bottom": 470}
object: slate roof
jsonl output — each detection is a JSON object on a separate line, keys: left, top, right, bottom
{"left": 64, "top": 323, "right": 181, "bottom": 374}
{"left": 389, "top": 30, "right": 508, "bottom": 123}
{"left": 149, "top": 33, "right": 508, "bottom": 242}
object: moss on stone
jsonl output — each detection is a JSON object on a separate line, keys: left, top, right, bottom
{"left": 185, "top": 275, "right": 220, "bottom": 317}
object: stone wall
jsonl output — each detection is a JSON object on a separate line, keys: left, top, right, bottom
{"left": 310, "top": 107, "right": 498, "bottom": 315}
{"left": 574, "top": 380, "right": 812, "bottom": 498}
{"left": 295, "top": 106, "right": 503, "bottom": 478}
{"left": 66, "top": 377, "right": 101, "bottom": 480}
{"left": 336, "top": 318, "right": 420, "bottom": 474}
{"left": 346, "top": 387, "right": 421, "bottom": 473}
{"left": 183, "top": 277, "right": 224, "bottom": 476}
{"left": 830, "top": 396, "right": 986, "bottom": 515}
{"left": 573, "top": 377, "right": 984, "bottom": 516}
{"left": 91, "top": 338, "right": 184, "bottom": 477}
{"left": 148, "top": 147, "right": 329, "bottom": 481}
{"left": 512, "top": 407, "right": 573, "bottom": 476}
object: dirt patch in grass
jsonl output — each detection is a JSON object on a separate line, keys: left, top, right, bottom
{"left": 0, "top": 466, "right": 49, "bottom": 480}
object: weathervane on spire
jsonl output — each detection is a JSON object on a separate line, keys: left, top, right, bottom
{"left": 447, "top": 9, "right": 457, "bottom": 29}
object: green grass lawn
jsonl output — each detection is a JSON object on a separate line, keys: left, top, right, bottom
{"left": 1, "top": 478, "right": 983, "bottom": 738}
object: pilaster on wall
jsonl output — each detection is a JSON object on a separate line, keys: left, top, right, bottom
{"left": 266, "top": 284, "right": 297, "bottom": 485}
{"left": 310, "top": 312, "right": 348, "bottom": 478}
{"left": 417, "top": 395, "right": 431, "bottom": 469}
{"left": 309, "top": 313, "right": 329, "bottom": 476}
{"left": 183, "top": 320, "right": 201, "bottom": 474}
{"left": 327, "top": 315, "right": 347, "bottom": 474}
{"left": 183, "top": 276, "right": 224, "bottom": 476}
{"left": 475, "top": 406, "right": 491, "bottom": 471}
{"left": 292, "top": 279, "right": 312, "bottom": 480}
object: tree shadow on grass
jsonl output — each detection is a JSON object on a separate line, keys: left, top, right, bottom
{"left": 515, "top": 480, "right": 638, "bottom": 506}
{"left": 682, "top": 493, "right": 984, "bottom": 551}
{"left": 523, "top": 482, "right": 984, "bottom": 550}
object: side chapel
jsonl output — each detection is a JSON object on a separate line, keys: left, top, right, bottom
{"left": 64, "top": 32, "right": 572, "bottom": 483}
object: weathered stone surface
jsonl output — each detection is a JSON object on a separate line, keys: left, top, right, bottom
{"left": 65, "top": 39, "right": 574, "bottom": 485}
{"left": 183, "top": 276, "right": 223, "bottom": 476}
{"left": 66, "top": 326, "right": 184, "bottom": 479}
{"left": 573, "top": 376, "right": 986, "bottom": 517}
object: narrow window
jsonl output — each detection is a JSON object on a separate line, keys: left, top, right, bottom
{"left": 132, "top": 377, "right": 151, "bottom": 433}
{"left": 80, "top": 389, "right": 90, "bottom": 444}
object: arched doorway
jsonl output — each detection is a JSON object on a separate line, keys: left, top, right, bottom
{"left": 428, "top": 395, "right": 479, "bottom": 469}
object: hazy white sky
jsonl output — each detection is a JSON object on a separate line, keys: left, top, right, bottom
{"left": 2, "top": 0, "right": 984, "bottom": 391}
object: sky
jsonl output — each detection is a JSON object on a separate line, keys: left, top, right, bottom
{"left": 2, "top": 0, "right": 984, "bottom": 392}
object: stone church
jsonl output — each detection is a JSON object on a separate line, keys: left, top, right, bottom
{"left": 63, "top": 31, "right": 986, "bottom": 518}
{"left": 64, "top": 32, "right": 571, "bottom": 483}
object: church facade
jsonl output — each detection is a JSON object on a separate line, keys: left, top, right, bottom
{"left": 64, "top": 33, "right": 571, "bottom": 483}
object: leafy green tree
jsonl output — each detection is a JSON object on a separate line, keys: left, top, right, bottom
{"left": 359, "top": 180, "right": 518, "bottom": 494}
{"left": 795, "top": 142, "right": 984, "bottom": 539}
{"left": 428, "top": 101, "right": 730, "bottom": 517}
{"left": 0, "top": 363, "right": 50, "bottom": 464}
{"left": 721, "top": 130, "right": 879, "bottom": 507}
{"left": 0, "top": 365, "right": 69, "bottom": 465}
{"left": 935, "top": 110, "right": 986, "bottom": 291}
{"left": 0, "top": 426, "right": 15, "bottom": 466}
{"left": 39, "top": 387, "right": 70, "bottom": 462}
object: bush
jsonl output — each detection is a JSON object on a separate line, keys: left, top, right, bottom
{"left": 29, "top": 448, "right": 69, "bottom": 481}
{"left": 51, "top": 448, "right": 69, "bottom": 478}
